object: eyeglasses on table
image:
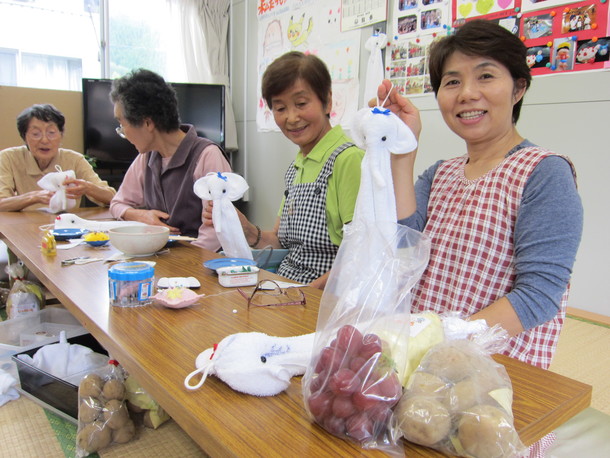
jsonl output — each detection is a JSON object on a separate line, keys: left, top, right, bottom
{"left": 237, "top": 280, "right": 306, "bottom": 307}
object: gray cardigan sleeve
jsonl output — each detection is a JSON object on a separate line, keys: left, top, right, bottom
{"left": 399, "top": 156, "right": 583, "bottom": 330}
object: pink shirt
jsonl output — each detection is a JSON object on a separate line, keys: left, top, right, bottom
{"left": 110, "top": 144, "right": 231, "bottom": 251}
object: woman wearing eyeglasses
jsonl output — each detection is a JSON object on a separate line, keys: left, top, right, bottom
{"left": 0, "top": 104, "right": 116, "bottom": 211}
{"left": 108, "top": 69, "right": 232, "bottom": 250}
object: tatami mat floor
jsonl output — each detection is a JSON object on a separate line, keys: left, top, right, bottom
{"left": 0, "top": 314, "right": 608, "bottom": 457}
{"left": 549, "top": 314, "right": 610, "bottom": 416}
{"left": 0, "top": 395, "right": 206, "bottom": 458}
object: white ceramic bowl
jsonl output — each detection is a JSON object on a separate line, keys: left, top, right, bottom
{"left": 108, "top": 225, "right": 170, "bottom": 256}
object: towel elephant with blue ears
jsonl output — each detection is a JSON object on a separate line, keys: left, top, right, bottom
{"left": 193, "top": 172, "right": 252, "bottom": 260}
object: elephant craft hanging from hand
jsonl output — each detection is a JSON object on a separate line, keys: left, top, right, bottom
{"left": 350, "top": 103, "right": 418, "bottom": 227}
{"left": 193, "top": 172, "right": 252, "bottom": 260}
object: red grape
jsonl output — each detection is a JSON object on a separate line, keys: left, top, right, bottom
{"left": 323, "top": 415, "right": 346, "bottom": 436}
{"left": 332, "top": 396, "right": 357, "bottom": 418}
{"left": 316, "top": 346, "right": 344, "bottom": 374}
{"left": 335, "top": 325, "right": 363, "bottom": 355}
{"left": 368, "top": 404, "right": 392, "bottom": 424}
{"left": 353, "top": 385, "right": 382, "bottom": 411}
{"left": 375, "top": 373, "right": 403, "bottom": 405}
{"left": 359, "top": 333, "right": 383, "bottom": 360}
{"left": 349, "top": 356, "right": 367, "bottom": 373}
{"left": 353, "top": 355, "right": 379, "bottom": 381}
{"left": 309, "top": 369, "right": 329, "bottom": 393}
{"left": 328, "top": 368, "right": 361, "bottom": 396}
{"left": 346, "top": 412, "right": 374, "bottom": 443}
{"left": 308, "top": 391, "right": 333, "bottom": 419}
{"left": 352, "top": 371, "right": 402, "bottom": 411}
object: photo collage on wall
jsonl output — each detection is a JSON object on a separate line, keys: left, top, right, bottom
{"left": 389, "top": 0, "right": 451, "bottom": 95}
{"left": 387, "top": 0, "right": 610, "bottom": 95}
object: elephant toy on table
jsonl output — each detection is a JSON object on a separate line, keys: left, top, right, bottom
{"left": 184, "top": 332, "right": 315, "bottom": 396}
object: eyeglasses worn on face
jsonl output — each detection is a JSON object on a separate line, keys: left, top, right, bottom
{"left": 115, "top": 125, "right": 126, "bottom": 139}
{"left": 238, "top": 280, "right": 306, "bottom": 307}
{"left": 27, "top": 130, "right": 60, "bottom": 141}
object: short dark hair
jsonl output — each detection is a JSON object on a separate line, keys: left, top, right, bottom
{"left": 109, "top": 68, "right": 180, "bottom": 132}
{"left": 428, "top": 20, "right": 532, "bottom": 123}
{"left": 16, "top": 104, "right": 65, "bottom": 140}
{"left": 262, "top": 51, "right": 332, "bottom": 110}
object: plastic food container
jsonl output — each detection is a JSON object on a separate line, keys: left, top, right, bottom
{"left": 108, "top": 262, "right": 155, "bottom": 307}
{"left": 217, "top": 265, "right": 259, "bottom": 287}
{"left": 0, "top": 307, "right": 86, "bottom": 355}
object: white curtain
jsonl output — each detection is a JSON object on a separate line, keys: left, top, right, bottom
{"left": 171, "top": 0, "right": 238, "bottom": 152}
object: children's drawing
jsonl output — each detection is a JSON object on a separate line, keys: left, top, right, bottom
{"left": 287, "top": 13, "right": 313, "bottom": 48}
{"left": 256, "top": 0, "right": 360, "bottom": 132}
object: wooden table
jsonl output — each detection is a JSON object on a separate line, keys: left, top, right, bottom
{"left": 0, "top": 211, "right": 592, "bottom": 457}
{"left": 0, "top": 208, "right": 113, "bottom": 226}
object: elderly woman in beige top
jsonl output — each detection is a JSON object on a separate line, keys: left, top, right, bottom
{"left": 0, "top": 104, "right": 116, "bottom": 212}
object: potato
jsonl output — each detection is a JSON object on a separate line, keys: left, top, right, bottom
{"left": 79, "top": 397, "right": 103, "bottom": 423}
{"left": 457, "top": 404, "right": 521, "bottom": 458}
{"left": 406, "top": 371, "right": 449, "bottom": 401}
{"left": 103, "top": 399, "right": 130, "bottom": 430}
{"left": 421, "top": 344, "right": 476, "bottom": 382}
{"left": 102, "top": 378, "right": 126, "bottom": 401}
{"left": 447, "top": 377, "right": 481, "bottom": 413}
{"left": 79, "top": 374, "right": 104, "bottom": 398}
{"left": 77, "top": 420, "right": 112, "bottom": 453}
{"left": 396, "top": 396, "right": 451, "bottom": 447}
{"left": 112, "top": 419, "right": 136, "bottom": 444}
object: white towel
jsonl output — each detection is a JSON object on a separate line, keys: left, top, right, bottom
{"left": 0, "top": 368, "right": 19, "bottom": 407}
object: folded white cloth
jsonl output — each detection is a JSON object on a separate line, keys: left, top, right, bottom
{"left": 0, "top": 368, "right": 20, "bottom": 407}
{"left": 17, "top": 331, "right": 105, "bottom": 380}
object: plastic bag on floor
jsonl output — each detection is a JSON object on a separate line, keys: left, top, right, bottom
{"left": 76, "top": 360, "right": 137, "bottom": 456}
{"left": 5, "top": 279, "right": 44, "bottom": 319}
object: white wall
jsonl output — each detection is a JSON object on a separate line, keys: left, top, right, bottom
{"left": 230, "top": 0, "right": 609, "bottom": 316}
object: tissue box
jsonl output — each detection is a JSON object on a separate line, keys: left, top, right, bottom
{"left": 0, "top": 307, "right": 87, "bottom": 355}
{"left": 12, "top": 333, "right": 108, "bottom": 422}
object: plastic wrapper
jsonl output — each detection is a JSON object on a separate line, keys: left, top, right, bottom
{"left": 395, "top": 324, "right": 527, "bottom": 457}
{"left": 373, "top": 311, "right": 444, "bottom": 386}
{"left": 124, "top": 374, "right": 171, "bottom": 429}
{"left": 302, "top": 222, "right": 430, "bottom": 453}
{"left": 76, "top": 360, "right": 136, "bottom": 457}
{"left": 0, "top": 285, "right": 10, "bottom": 309}
{"left": 6, "top": 279, "right": 45, "bottom": 319}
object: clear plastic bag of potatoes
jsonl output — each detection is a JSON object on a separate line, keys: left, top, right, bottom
{"left": 395, "top": 324, "right": 527, "bottom": 458}
{"left": 76, "top": 359, "right": 136, "bottom": 457}
{"left": 302, "top": 222, "right": 430, "bottom": 454}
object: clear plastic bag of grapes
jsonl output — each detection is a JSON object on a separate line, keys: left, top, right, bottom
{"left": 302, "top": 221, "right": 430, "bottom": 453}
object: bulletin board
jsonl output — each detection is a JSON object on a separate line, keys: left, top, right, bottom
{"left": 386, "top": 0, "right": 610, "bottom": 95}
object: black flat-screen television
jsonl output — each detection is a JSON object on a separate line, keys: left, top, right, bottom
{"left": 82, "top": 78, "right": 225, "bottom": 167}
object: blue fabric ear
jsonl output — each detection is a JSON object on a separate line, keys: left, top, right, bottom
{"left": 193, "top": 172, "right": 248, "bottom": 202}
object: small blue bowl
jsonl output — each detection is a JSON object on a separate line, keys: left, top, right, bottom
{"left": 86, "top": 240, "right": 109, "bottom": 247}
{"left": 51, "top": 228, "right": 87, "bottom": 241}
